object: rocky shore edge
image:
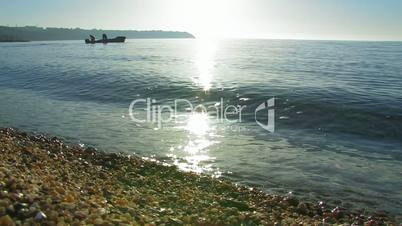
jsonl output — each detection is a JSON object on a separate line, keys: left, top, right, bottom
{"left": 0, "top": 128, "right": 397, "bottom": 226}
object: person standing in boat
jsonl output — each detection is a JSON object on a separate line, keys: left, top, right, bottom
{"left": 102, "top": 34, "right": 107, "bottom": 41}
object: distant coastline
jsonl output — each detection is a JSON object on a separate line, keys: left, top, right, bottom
{"left": 0, "top": 26, "right": 195, "bottom": 42}
{"left": 0, "top": 39, "right": 29, "bottom": 43}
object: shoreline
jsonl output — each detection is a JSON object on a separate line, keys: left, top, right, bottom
{"left": 0, "top": 128, "right": 397, "bottom": 225}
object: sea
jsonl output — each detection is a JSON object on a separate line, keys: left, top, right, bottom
{"left": 0, "top": 39, "right": 401, "bottom": 217}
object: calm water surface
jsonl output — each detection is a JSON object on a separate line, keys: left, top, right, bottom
{"left": 1, "top": 39, "right": 401, "bottom": 216}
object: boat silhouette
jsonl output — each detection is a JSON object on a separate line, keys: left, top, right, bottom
{"left": 85, "top": 35, "right": 125, "bottom": 44}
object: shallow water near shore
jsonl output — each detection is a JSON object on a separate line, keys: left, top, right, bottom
{"left": 1, "top": 39, "right": 402, "bottom": 217}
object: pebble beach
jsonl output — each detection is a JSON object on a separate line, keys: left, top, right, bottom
{"left": 0, "top": 128, "right": 397, "bottom": 226}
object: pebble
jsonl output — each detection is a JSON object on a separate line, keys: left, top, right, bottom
{"left": 332, "top": 206, "right": 345, "bottom": 219}
{"left": 73, "top": 211, "right": 88, "bottom": 220}
{"left": 34, "top": 211, "right": 47, "bottom": 220}
{"left": 93, "top": 218, "right": 104, "bottom": 225}
{"left": 0, "top": 215, "right": 15, "bottom": 226}
{"left": 297, "top": 202, "right": 308, "bottom": 215}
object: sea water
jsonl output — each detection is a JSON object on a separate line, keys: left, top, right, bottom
{"left": 0, "top": 39, "right": 401, "bottom": 216}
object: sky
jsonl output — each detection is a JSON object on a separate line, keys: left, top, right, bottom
{"left": 1, "top": 0, "right": 402, "bottom": 40}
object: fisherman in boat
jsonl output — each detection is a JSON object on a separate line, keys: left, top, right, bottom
{"left": 85, "top": 34, "right": 125, "bottom": 44}
{"left": 89, "top": 35, "right": 95, "bottom": 43}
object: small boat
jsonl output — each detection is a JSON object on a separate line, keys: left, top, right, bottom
{"left": 85, "top": 36, "right": 126, "bottom": 44}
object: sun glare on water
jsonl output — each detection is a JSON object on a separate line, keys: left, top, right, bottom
{"left": 194, "top": 38, "right": 219, "bottom": 91}
{"left": 171, "top": 112, "right": 220, "bottom": 175}
{"left": 185, "top": 113, "right": 211, "bottom": 136}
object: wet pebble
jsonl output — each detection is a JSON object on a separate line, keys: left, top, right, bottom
{"left": 34, "top": 211, "right": 47, "bottom": 221}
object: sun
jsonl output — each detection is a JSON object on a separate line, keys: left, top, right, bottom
{"left": 176, "top": 0, "right": 240, "bottom": 39}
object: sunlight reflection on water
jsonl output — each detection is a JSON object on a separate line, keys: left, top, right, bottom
{"left": 171, "top": 112, "right": 221, "bottom": 176}
{"left": 193, "top": 39, "right": 219, "bottom": 91}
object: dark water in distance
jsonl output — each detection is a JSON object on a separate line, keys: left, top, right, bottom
{"left": 1, "top": 39, "right": 401, "bottom": 216}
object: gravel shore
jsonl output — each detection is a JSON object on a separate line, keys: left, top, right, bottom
{"left": 0, "top": 128, "right": 396, "bottom": 226}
